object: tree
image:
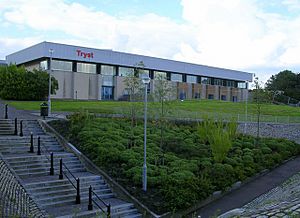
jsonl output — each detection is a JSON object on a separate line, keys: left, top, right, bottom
{"left": 265, "top": 70, "right": 300, "bottom": 102}
{"left": 153, "top": 73, "right": 174, "bottom": 165}
{"left": 123, "top": 61, "right": 145, "bottom": 147}
{"left": 0, "top": 65, "right": 58, "bottom": 100}
{"left": 253, "top": 77, "right": 264, "bottom": 144}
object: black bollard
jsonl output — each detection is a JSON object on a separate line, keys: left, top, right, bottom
{"left": 14, "top": 118, "right": 18, "bottom": 135}
{"left": 76, "top": 178, "right": 81, "bottom": 204}
{"left": 19, "top": 120, "right": 23, "bottom": 137}
{"left": 4, "top": 104, "right": 8, "bottom": 119}
{"left": 37, "top": 137, "right": 41, "bottom": 155}
{"left": 59, "top": 158, "right": 63, "bottom": 180}
{"left": 50, "top": 152, "right": 54, "bottom": 175}
{"left": 88, "top": 186, "right": 93, "bottom": 210}
{"left": 29, "top": 132, "right": 34, "bottom": 153}
{"left": 107, "top": 204, "right": 111, "bottom": 218}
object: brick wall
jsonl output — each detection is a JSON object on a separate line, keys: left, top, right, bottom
{"left": 0, "top": 160, "right": 46, "bottom": 217}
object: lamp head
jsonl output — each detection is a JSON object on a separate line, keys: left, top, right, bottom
{"left": 141, "top": 75, "right": 150, "bottom": 84}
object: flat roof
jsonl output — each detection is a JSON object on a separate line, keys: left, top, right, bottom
{"left": 6, "top": 41, "right": 253, "bottom": 82}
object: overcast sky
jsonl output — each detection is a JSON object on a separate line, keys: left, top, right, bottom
{"left": 1, "top": 0, "right": 300, "bottom": 83}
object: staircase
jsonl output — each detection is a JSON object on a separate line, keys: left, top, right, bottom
{"left": 0, "top": 119, "right": 142, "bottom": 218}
{"left": 0, "top": 119, "right": 14, "bottom": 135}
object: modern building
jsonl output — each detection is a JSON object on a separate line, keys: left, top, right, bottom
{"left": 0, "top": 60, "right": 7, "bottom": 66}
{"left": 6, "top": 41, "right": 253, "bottom": 101}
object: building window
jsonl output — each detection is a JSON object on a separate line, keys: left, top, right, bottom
{"left": 208, "top": 94, "right": 214, "bottom": 99}
{"left": 40, "top": 60, "right": 48, "bottom": 70}
{"left": 232, "top": 96, "right": 237, "bottom": 102}
{"left": 102, "top": 75, "right": 114, "bottom": 86}
{"left": 102, "top": 86, "right": 114, "bottom": 100}
{"left": 221, "top": 95, "right": 227, "bottom": 101}
{"left": 187, "top": 75, "right": 197, "bottom": 84}
{"left": 119, "top": 67, "right": 134, "bottom": 77}
{"left": 77, "top": 62, "right": 96, "bottom": 73}
{"left": 171, "top": 73, "right": 182, "bottom": 82}
{"left": 226, "top": 80, "right": 235, "bottom": 87}
{"left": 201, "top": 77, "right": 212, "bottom": 85}
{"left": 154, "top": 71, "right": 167, "bottom": 80}
{"left": 101, "top": 65, "right": 116, "bottom": 75}
{"left": 214, "top": 78, "right": 223, "bottom": 86}
{"left": 51, "top": 60, "right": 72, "bottom": 71}
{"left": 179, "top": 91, "right": 186, "bottom": 100}
{"left": 238, "top": 82, "right": 246, "bottom": 89}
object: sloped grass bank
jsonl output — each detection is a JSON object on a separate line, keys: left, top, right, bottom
{"left": 49, "top": 116, "right": 300, "bottom": 214}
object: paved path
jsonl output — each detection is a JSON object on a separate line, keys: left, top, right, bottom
{"left": 194, "top": 156, "right": 300, "bottom": 218}
{"left": 0, "top": 101, "right": 68, "bottom": 120}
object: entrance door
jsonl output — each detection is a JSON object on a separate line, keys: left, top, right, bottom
{"left": 102, "top": 86, "right": 113, "bottom": 100}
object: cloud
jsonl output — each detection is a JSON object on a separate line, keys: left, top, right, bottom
{"left": 0, "top": 0, "right": 300, "bottom": 83}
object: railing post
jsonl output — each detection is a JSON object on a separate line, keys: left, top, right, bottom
{"left": 37, "top": 137, "right": 41, "bottom": 155}
{"left": 107, "top": 204, "right": 111, "bottom": 218}
{"left": 59, "top": 158, "right": 63, "bottom": 179}
{"left": 19, "top": 120, "right": 23, "bottom": 137}
{"left": 4, "top": 104, "right": 8, "bottom": 119}
{"left": 76, "top": 178, "right": 81, "bottom": 204}
{"left": 14, "top": 118, "right": 18, "bottom": 135}
{"left": 29, "top": 132, "right": 34, "bottom": 153}
{"left": 88, "top": 186, "right": 93, "bottom": 210}
{"left": 50, "top": 152, "right": 54, "bottom": 175}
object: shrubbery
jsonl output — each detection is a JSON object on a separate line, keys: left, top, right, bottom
{"left": 50, "top": 113, "right": 300, "bottom": 213}
{"left": 0, "top": 65, "right": 58, "bottom": 100}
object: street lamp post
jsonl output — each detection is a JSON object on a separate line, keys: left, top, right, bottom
{"left": 48, "top": 49, "right": 54, "bottom": 116}
{"left": 244, "top": 81, "right": 249, "bottom": 134}
{"left": 141, "top": 74, "right": 150, "bottom": 192}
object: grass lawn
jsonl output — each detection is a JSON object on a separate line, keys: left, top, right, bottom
{"left": 5, "top": 99, "right": 300, "bottom": 122}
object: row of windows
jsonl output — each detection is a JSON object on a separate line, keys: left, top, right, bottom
{"left": 41, "top": 59, "right": 247, "bottom": 88}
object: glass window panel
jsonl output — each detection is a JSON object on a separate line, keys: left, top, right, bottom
{"left": 154, "top": 71, "right": 167, "bottom": 80}
{"left": 102, "top": 75, "right": 114, "bottom": 86}
{"left": 40, "top": 60, "right": 48, "bottom": 70}
{"left": 187, "top": 75, "right": 197, "bottom": 84}
{"left": 101, "top": 65, "right": 116, "bottom": 75}
{"left": 214, "top": 79, "right": 223, "bottom": 86}
{"left": 119, "top": 67, "right": 134, "bottom": 77}
{"left": 77, "top": 63, "right": 96, "bottom": 74}
{"left": 238, "top": 82, "right": 246, "bottom": 89}
{"left": 226, "top": 80, "right": 235, "bottom": 87}
{"left": 171, "top": 73, "right": 182, "bottom": 82}
{"left": 201, "top": 77, "right": 212, "bottom": 85}
{"left": 51, "top": 60, "right": 72, "bottom": 71}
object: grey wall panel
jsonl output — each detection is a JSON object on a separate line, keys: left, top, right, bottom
{"left": 88, "top": 74, "right": 98, "bottom": 100}
{"left": 74, "top": 73, "right": 89, "bottom": 100}
{"left": 51, "top": 71, "right": 65, "bottom": 99}
{"left": 7, "top": 41, "right": 253, "bottom": 82}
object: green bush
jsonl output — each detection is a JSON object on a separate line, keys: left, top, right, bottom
{"left": 0, "top": 65, "right": 58, "bottom": 100}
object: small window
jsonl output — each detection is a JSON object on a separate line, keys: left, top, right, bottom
{"left": 232, "top": 96, "right": 237, "bottom": 102}
{"left": 77, "top": 62, "right": 96, "bottom": 73}
{"left": 187, "top": 75, "right": 197, "bottom": 84}
{"left": 154, "top": 71, "right": 167, "bottom": 80}
{"left": 171, "top": 73, "right": 183, "bottom": 82}
{"left": 101, "top": 65, "right": 116, "bottom": 75}
{"left": 238, "top": 82, "right": 246, "bottom": 89}
{"left": 119, "top": 67, "right": 134, "bottom": 77}
{"left": 194, "top": 93, "right": 201, "bottom": 99}
{"left": 40, "top": 60, "right": 48, "bottom": 70}
{"left": 208, "top": 94, "right": 214, "bottom": 99}
{"left": 221, "top": 95, "right": 227, "bottom": 101}
{"left": 201, "top": 77, "right": 212, "bottom": 85}
{"left": 179, "top": 92, "right": 186, "bottom": 100}
{"left": 214, "top": 79, "right": 223, "bottom": 86}
{"left": 51, "top": 60, "right": 72, "bottom": 71}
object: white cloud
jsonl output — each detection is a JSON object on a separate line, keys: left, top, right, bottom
{"left": 0, "top": 0, "right": 300, "bottom": 83}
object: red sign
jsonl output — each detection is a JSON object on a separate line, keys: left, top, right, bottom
{"left": 76, "top": 49, "right": 94, "bottom": 59}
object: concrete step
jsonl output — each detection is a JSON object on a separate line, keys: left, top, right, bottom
{"left": 4, "top": 152, "right": 76, "bottom": 162}
{"left": 15, "top": 165, "right": 86, "bottom": 175}
{"left": 33, "top": 186, "right": 111, "bottom": 199}
{"left": 8, "top": 158, "right": 79, "bottom": 167}
{"left": 39, "top": 192, "right": 115, "bottom": 208}
{"left": 17, "top": 167, "right": 87, "bottom": 178}
{"left": 11, "top": 159, "right": 81, "bottom": 169}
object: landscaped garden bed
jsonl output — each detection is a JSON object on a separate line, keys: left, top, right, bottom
{"left": 49, "top": 113, "right": 300, "bottom": 214}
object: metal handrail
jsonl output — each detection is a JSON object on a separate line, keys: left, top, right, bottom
{"left": 91, "top": 189, "right": 111, "bottom": 217}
